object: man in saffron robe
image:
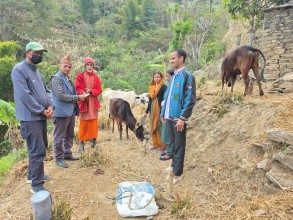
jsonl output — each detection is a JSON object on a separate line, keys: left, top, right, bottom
{"left": 75, "top": 57, "right": 102, "bottom": 153}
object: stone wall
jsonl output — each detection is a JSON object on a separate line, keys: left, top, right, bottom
{"left": 262, "top": 1, "right": 293, "bottom": 81}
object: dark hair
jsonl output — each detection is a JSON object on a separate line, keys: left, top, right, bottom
{"left": 154, "top": 70, "right": 163, "bottom": 78}
{"left": 172, "top": 48, "right": 187, "bottom": 63}
{"left": 166, "top": 68, "right": 175, "bottom": 76}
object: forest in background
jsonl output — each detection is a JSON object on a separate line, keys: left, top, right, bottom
{"left": 1, "top": 0, "right": 229, "bottom": 94}
{"left": 0, "top": 0, "right": 290, "bottom": 156}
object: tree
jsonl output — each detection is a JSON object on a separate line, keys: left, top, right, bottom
{"left": 0, "top": 41, "right": 19, "bottom": 102}
{"left": 224, "top": 0, "right": 291, "bottom": 46}
{"left": 78, "top": 0, "right": 98, "bottom": 24}
{"left": 0, "top": 0, "right": 33, "bottom": 41}
{"left": 142, "top": 0, "right": 156, "bottom": 28}
{"left": 0, "top": 42, "right": 21, "bottom": 156}
{"left": 186, "top": 17, "right": 213, "bottom": 63}
{"left": 122, "top": 0, "right": 144, "bottom": 38}
{"left": 170, "top": 15, "right": 193, "bottom": 50}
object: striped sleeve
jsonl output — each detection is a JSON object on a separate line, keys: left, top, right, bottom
{"left": 50, "top": 76, "right": 79, "bottom": 102}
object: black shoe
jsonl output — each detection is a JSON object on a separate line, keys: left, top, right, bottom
{"left": 64, "top": 155, "right": 79, "bottom": 161}
{"left": 55, "top": 159, "right": 69, "bottom": 168}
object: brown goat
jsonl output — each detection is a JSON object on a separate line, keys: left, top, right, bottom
{"left": 109, "top": 98, "right": 144, "bottom": 141}
{"left": 221, "top": 45, "right": 266, "bottom": 96}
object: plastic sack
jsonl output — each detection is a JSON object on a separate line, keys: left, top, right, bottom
{"left": 116, "top": 181, "right": 158, "bottom": 217}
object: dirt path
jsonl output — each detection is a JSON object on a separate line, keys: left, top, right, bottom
{"left": 1, "top": 81, "right": 293, "bottom": 219}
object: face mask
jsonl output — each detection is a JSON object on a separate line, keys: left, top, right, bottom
{"left": 30, "top": 54, "right": 43, "bottom": 64}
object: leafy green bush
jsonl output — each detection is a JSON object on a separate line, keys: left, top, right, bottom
{"left": 0, "top": 100, "right": 24, "bottom": 155}
{"left": 0, "top": 100, "right": 17, "bottom": 153}
{"left": 0, "top": 42, "right": 19, "bottom": 149}
{"left": 0, "top": 138, "right": 11, "bottom": 156}
{"left": 0, "top": 56, "right": 17, "bottom": 102}
{"left": 37, "top": 61, "right": 59, "bottom": 84}
{"left": 216, "top": 91, "right": 243, "bottom": 104}
{"left": 0, "top": 148, "right": 27, "bottom": 178}
{"left": 0, "top": 100, "right": 18, "bottom": 125}
{"left": 201, "top": 41, "right": 225, "bottom": 64}
{"left": 211, "top": 91, "right": 243, "bottom": 117}
{"left": 0, "top": 41, "right": 19, "bottom": 58}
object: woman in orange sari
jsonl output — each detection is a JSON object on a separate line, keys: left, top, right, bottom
{"left": 145, "top": 70, "right": 167, "bottom": 153}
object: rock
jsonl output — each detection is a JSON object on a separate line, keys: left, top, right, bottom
{"left": 257, "top": 159, "right": 269, "bottom": 169}
{"left": 273, "top": 152, "right": 293, "bottom": 170}
{"left": 252, "top": 142, "right": 272, "bottom": 153}
{"left": 270, "top": 73, "right": 293, "bottom": 93}
{"left": 266, "top": 167, "right": 293, "bottom": 188}
{"left": 282, "top": 73, "right": 293, "bottom": 81}
{"left": 266, "top": 128, "right": 293, "bottom": 145}
{"left": 263, "top": 183, "right": 281, "bottom": 194}
{"left": 283, "top": 87, "right": 293, "bottom": 93}
{"left": 254, "top": 208, "right": 267, "bottom": 216}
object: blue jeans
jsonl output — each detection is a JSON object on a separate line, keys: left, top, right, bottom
{"left": 20, "top": 120, "right": 48, "bottom": 186}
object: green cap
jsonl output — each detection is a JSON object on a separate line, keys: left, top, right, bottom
{"left": 26, "top": 42, "right": 48, "bottom": 52}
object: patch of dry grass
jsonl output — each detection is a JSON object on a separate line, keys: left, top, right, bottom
{"left": 225, "top": 189, "right": 293, "bottom": 219}
{"left": 274, "top": 100, "right": 293, "bottom": 132}
{"left": 79, "top": 147, "right": 110, "bottom": 168}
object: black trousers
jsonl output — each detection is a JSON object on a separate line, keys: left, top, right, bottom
{"left": 20, "top": 120, "right": 47, "bottom": 187}
{"left": 165, "top": 119, "right": 187, "bottom": 176}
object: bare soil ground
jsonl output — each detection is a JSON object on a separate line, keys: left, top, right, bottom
{"left": 1, "top": 80, "right": 293, "bottom": 219}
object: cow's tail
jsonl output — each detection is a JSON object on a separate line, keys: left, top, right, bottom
{"left": 251, "top": 47, "right": 266, "bottom": 81}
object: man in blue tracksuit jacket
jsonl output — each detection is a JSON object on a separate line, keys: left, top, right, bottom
{"left": 161, "top": 48, "right": 196, "bottom": 184}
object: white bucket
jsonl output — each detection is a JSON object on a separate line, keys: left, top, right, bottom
{"left": 31, "top": 190, "right": 52, "bottom": 220}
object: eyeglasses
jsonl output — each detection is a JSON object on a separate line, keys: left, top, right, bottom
{"left": 61, "top": 64, "right": 72, "bottom": 69}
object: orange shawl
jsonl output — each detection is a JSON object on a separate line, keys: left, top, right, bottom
{"left": 149, "top": 75, "right": 164, "bottom": 134}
